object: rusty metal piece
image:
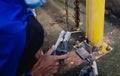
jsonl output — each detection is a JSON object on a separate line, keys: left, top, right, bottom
{"left": 74, "top": 0, "right": 80, "bottom": 29}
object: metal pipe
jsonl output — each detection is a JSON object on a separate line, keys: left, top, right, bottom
{"left": 86, "top": 0, "right": 105, "bottom": 47}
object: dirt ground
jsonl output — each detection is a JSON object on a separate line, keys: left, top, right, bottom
{"left": 36, "top": 0, "right": 120, "bottom": 76}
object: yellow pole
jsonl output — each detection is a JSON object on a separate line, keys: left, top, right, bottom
{"left": 86, "top": 0, "right": 106, "bottom": 53}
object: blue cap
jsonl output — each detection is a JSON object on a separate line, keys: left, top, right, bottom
{"left": 25, "top": 0, "right": 43, "bottom": 8}
{"left": 40, "top": 0, "right": 48, "bottom": 4}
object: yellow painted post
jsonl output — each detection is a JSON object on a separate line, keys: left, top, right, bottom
{"left": 86, "top": 0, "right": 106, "bottom": 53}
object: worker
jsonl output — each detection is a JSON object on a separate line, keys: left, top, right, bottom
{"left": 0, "top": 0, "right": 67, "bottom": 76}
{"left": 0, "top": 0, "right": 97, "bottom": 76}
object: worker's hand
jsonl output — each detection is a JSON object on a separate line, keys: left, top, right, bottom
{"left": 58, "top": 51, "right": 84, "bottom": 74}
{"left": 30, "top": 45, "right": 68, "bottom": 76}
{"left": 58, "top": 51, "right": 97, "bottom": 74}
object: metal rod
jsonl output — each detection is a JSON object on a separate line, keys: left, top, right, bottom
{"left": 74, "top": 0, "right": 80, "bottom": 29}
{"left": 65, "top": 0, "right": 69, "bottom": 31}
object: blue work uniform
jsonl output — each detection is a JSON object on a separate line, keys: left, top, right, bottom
{"left": 0, "top": 0, "right": 47, "bottom": 76}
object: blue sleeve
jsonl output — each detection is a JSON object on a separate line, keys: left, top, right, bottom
{"left": 0, "top": 1, "right": 32, "bottom": 76}
{"left": 24, "top": 73, "right": 32, "bottom": 76}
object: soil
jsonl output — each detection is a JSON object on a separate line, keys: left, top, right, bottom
{"left": 36, "top": 0, "right": 120, "bottom": 76}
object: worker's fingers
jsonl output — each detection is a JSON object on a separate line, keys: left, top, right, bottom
{"left": 35, "top": 49, "right": 44, "bottom": 59}
{"left": 55, "top": 54, "right": 68, "bottom": 60}
{"left": 33, "top": 58, "right": 41, "bottom": 68}
{"left": 46, "top": 45, "right": 55, "bottom": 55}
